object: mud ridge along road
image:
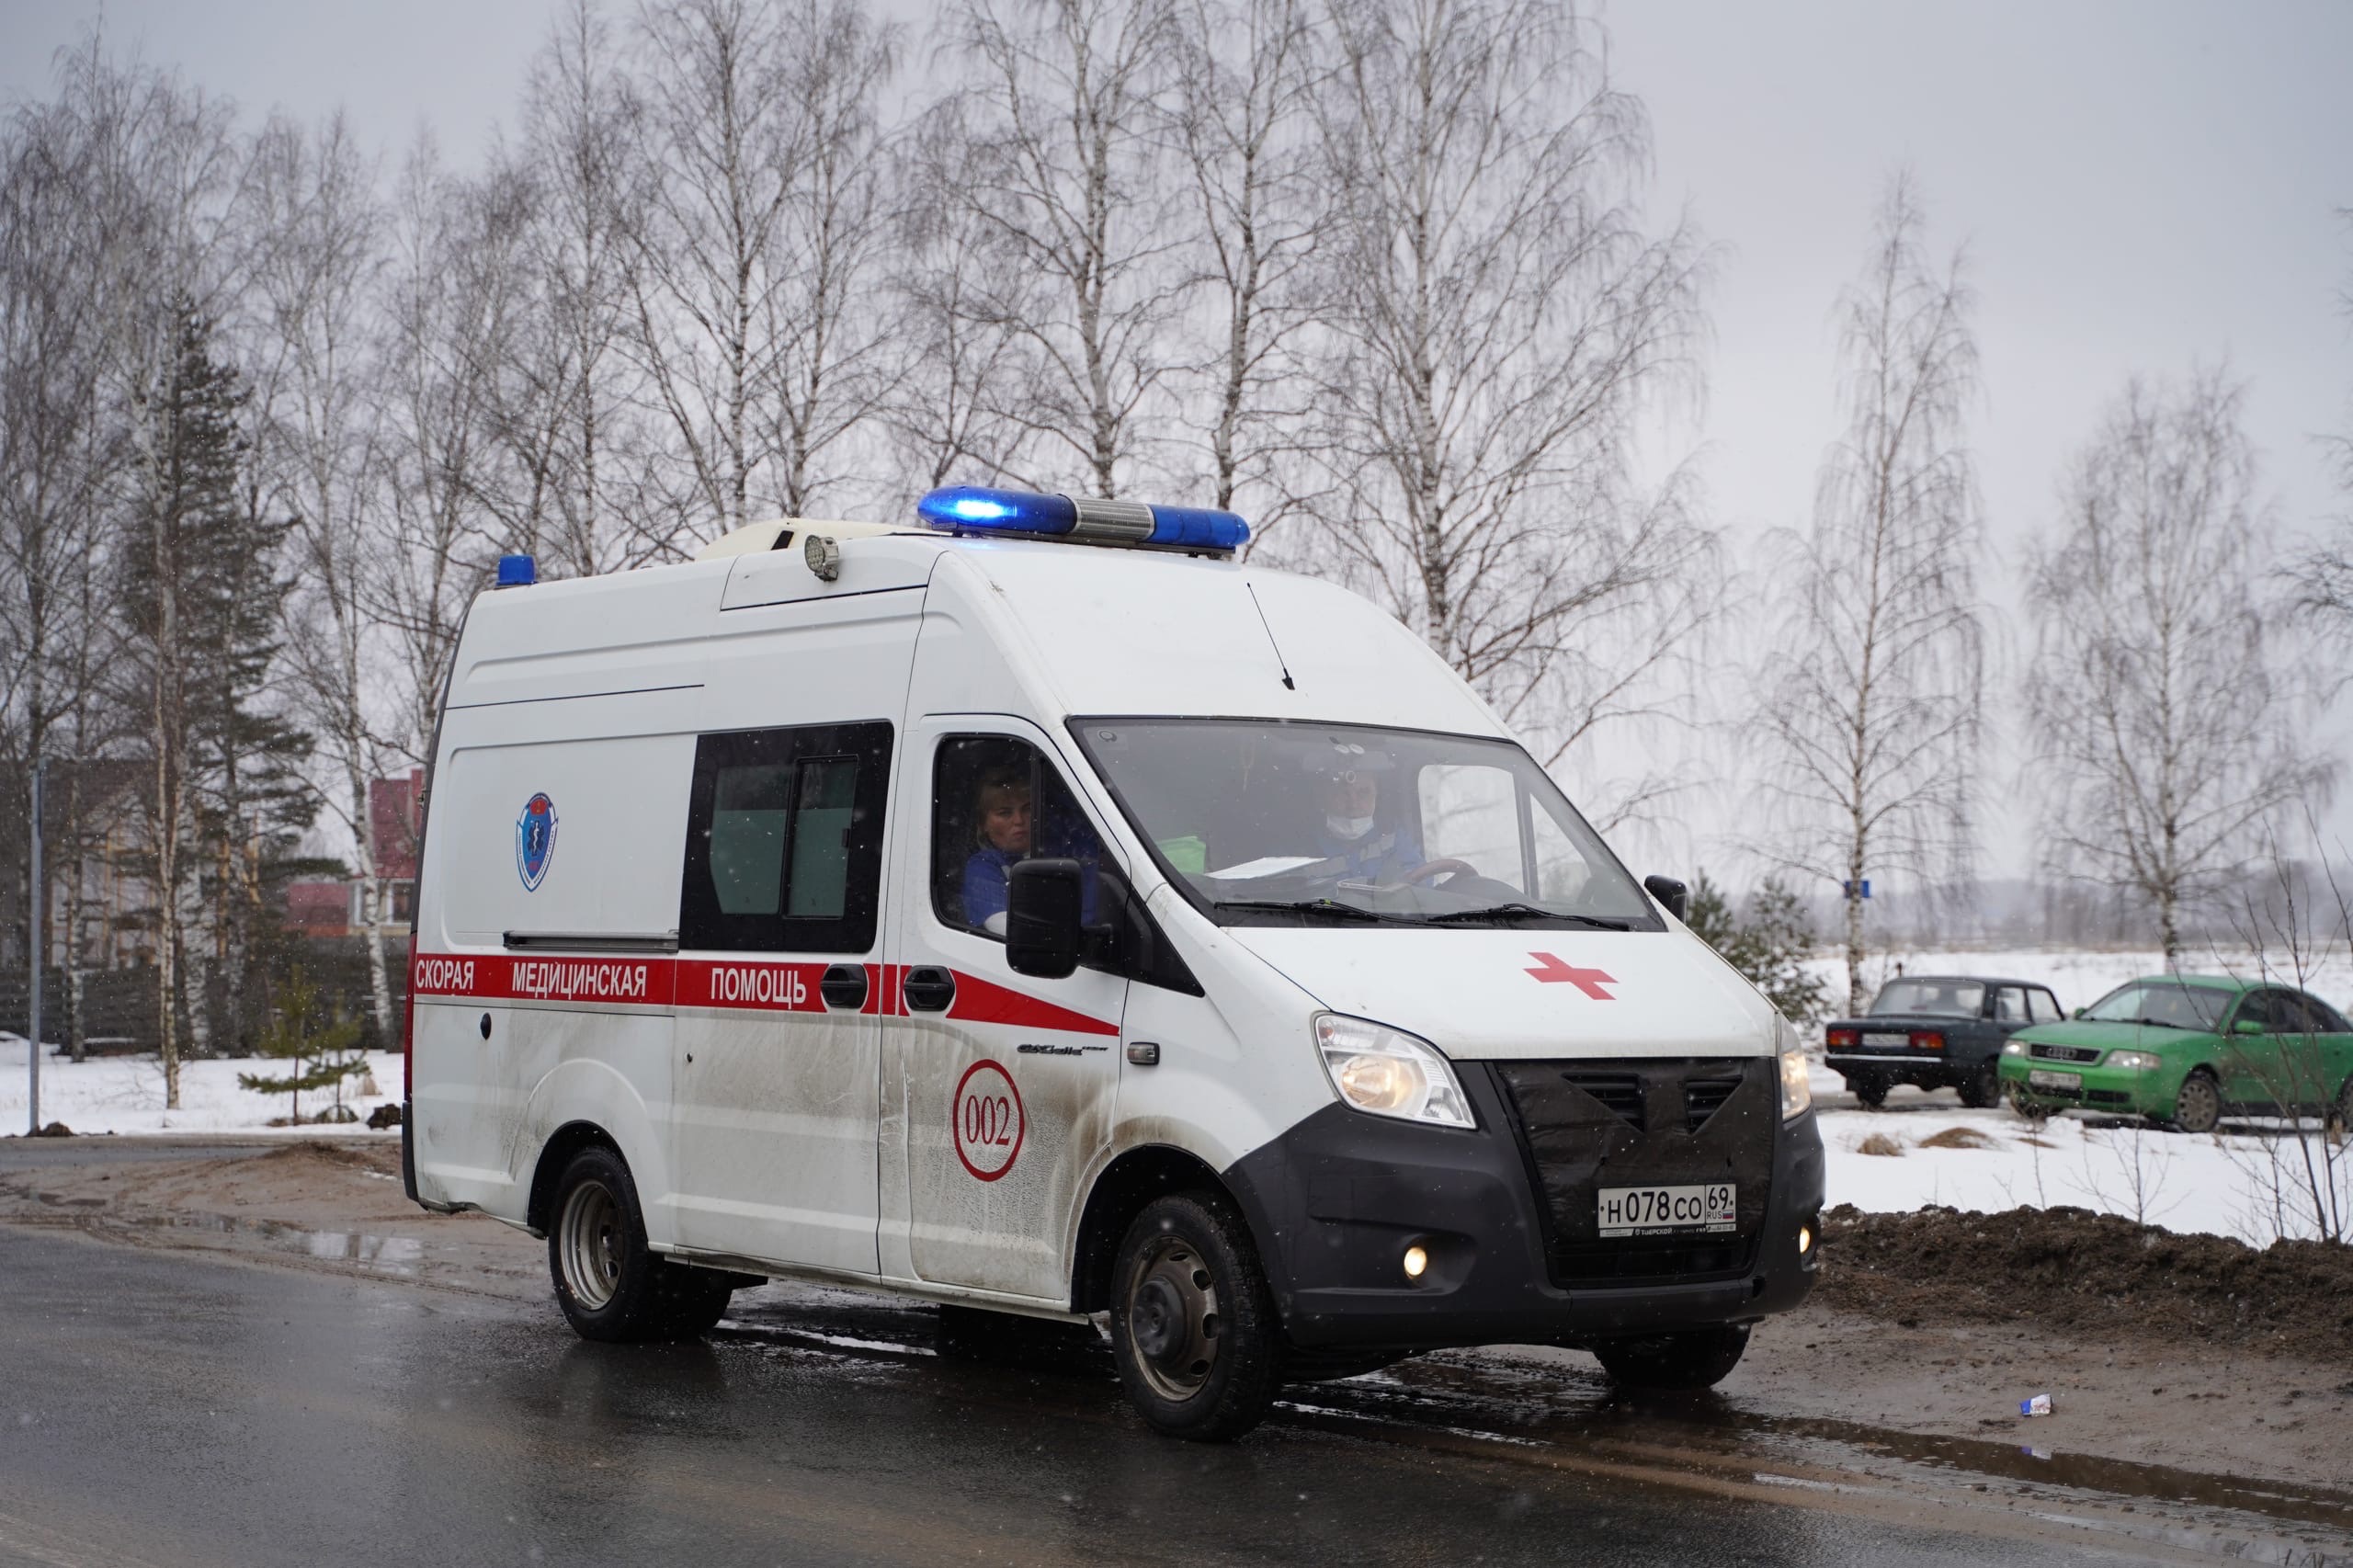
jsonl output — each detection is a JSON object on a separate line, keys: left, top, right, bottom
{"left": 3, "top": 1137, "right": 2350, "bottom": 1567}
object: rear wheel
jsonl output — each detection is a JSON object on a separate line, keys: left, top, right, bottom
{"left": 2330, "top": 1077, "right": 2353, "bottom": 1137}
{"left": 549, "top": 1145, "right": 733, "bottom": 1342}
{"left": 1848, "top": 1074, "right": 1889, "bottom": 1109}
{"left": 2167, "top": 1070, "right": 2222, "bottom": 1135}
{"left": 1592, "top": 1324, "right": 1750, "bottom": 1392}
{"left": 1957, "top": 1059, "right": 2001, "bottom": 1109}
{"left": 1108, "top": 1192, "right": 1281, "bottom": 1442}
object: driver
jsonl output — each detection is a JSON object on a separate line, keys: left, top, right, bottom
{"left": 1310, "top": 743, "right": 1428, "bottom": 882}
{"left": 962, "top": 764, "right": 1102, "bottom": 934}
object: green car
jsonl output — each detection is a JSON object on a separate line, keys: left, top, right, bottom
{"left": 1997, "top": 974, "right": 2353, "bottom": 1134}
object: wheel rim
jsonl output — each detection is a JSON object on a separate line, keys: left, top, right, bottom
{"left": 2177, "top": 1075, "right": 2219, "bottom": 1132}
{"left": 1125, "top": 1235, "right": 1221, "bottom": 1402}
{"left": 560, "top": 1178, "right": 624, "bottom": 1310}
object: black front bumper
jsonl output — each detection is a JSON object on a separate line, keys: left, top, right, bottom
{"left": 1222, "top": 1060, "right": 1824, "bottom": 1352}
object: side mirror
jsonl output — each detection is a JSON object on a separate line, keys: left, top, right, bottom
{"left": 2233, "top": 1017, "right": 2264, "bottom": 1037}
{"left": 1643, "top": 874, "right": 1688, "bottom": 923}
{"left": 2071, "top": 1007, "right": 2085, "bottom": 1019}
{"left": 1006, "top": 858, "right": 1085, "bottom": 979}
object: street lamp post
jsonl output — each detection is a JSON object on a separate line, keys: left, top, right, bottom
{"left": 27, "top": 755, "right": 43, "bottom": 1135}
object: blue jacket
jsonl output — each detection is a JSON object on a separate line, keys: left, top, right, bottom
{"left": 962, "top": 833, "right": 1103, "bottom": 930}
{"left": 1317, "top": 824, "right": 1425, "bottom": 882}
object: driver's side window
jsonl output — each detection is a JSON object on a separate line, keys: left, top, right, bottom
{"left": 930, "top": 735, "right": 1100, "bottom": 939}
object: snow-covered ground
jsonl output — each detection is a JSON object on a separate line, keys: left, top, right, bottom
{"left": 0, "top": 1036, "right": 401, "bottom": 1137}
{"left": 1816, "top": 1096, "right": 2350, "bottom": 1247}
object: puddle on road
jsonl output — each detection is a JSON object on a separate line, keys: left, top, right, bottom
{"left": 130, "top": 1210, "right": 426, "bottom": 1276}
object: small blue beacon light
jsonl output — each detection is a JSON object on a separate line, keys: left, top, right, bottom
{"left": 497, "top": 553, "right": 537, "bottom": 587}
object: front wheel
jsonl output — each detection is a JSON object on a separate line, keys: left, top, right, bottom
{"left": 1592, "top": 1324, "right": 1751, "bottom": 1392}
{"left": 1108, "top": 1192, "right": 1282, "bottom": 1442}
{"left": 549, "top": 1145, "right": 733, "bottom": 1343}
{"left": 2167, "top": 1070, "right": 2222, "bottom": 1135}
{"left": 1957, "top": 1059, "right": 2001, "bottom": 1109}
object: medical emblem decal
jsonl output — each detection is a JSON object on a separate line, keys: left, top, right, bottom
{"left": 516, "top": 792, "right": 559, "bottom": 891}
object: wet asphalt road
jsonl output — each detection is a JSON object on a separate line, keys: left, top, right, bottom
{"left": 0, "top": 1221, "right": 2149, "bottom": 1568}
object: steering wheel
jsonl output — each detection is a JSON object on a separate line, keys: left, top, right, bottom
{"left": 1399, "top": 858, "right": 1478, "bottom": 886}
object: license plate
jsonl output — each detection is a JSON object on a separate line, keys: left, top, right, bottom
{"left": 1862, "top": 1032, "right": 1909, "bottom": 1047}
{"left": 2028, "top": 1069, "right": 2081, "bottom": 1091}
{"left": 1597, "top": 1183, "right": 1736, "bottom": 1237}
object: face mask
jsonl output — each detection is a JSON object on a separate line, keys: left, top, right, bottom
{"left": 1325, "top": 813, "right": 1374, "bottom": 841}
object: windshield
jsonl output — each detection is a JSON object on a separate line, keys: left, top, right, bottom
{"left": 1870, "top": 980, "right": 1984, "bottom": 1018}
{"left": 2081, "top": 982, "right": 2229, "bottom": 1030}
{"left": 1073, "top": 719, "right": 1661, "bottom": 929}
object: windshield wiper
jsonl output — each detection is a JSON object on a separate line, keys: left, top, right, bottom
{"left": 1211, "top": 898, "right": 1421, "bottom": 925}
{"left": 2124, "top": 1016, "right": 2190, "bottom": 1030}
{"left": 1423, "top": 903, "right": 1631, "bottom": 929}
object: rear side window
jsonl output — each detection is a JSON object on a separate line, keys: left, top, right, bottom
{"left": 1994, "top": 986, "right": 2028, "bottom": 1023}
{"left": 2029, "top": 989, "right": 2063, "bottom": 1023}
{"left": 681, "top": 722, "right": 892, "bottom": 952}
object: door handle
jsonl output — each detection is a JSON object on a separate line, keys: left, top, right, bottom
{"left": 820, "top": 963, "right": 869, "bottom": 1011}
{"left": 904, "top": 966, "right": 956, "bottom": 1012}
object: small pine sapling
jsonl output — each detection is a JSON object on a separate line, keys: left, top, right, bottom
{"left": 238, "top": 969, "right": 367, "bottom": 1124}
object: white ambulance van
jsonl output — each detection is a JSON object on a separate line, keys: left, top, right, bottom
{"left": 403, "top": 486, "right": 1824, "bottom": 1441}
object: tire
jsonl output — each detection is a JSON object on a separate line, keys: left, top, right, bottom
{"left": 2167, "top": 1070, "right": 2222, "bottom": 1136}
{"left": 2330, "top": 1078, "right": 2353, "bottom": 1137}
{"left": 548, "top": 1145, "right": 733, "bottom": 1343}
{"left": 1592, "top": 1323, "right": 1751, "bottom": 1392}
{"left": 1108, "top": 1191, "right": 1282, "bottom": 1442}
{"left": 2006, "top": 1083, "right": 2048, "bottom": 1121}
{"left": 1957, "top": 1060, "right": 2000, "bottom": 1110}
{"left": 1848, "top": 1074, "right": 1889, "bottom": 1109}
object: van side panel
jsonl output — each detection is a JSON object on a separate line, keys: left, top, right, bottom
{"left": 411, "top": 678, "right": 699, "bottom": 1236}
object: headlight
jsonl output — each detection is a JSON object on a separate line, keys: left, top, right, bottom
{"left": 1778, "top": 1047, "right": 1813, "bottom": 1119}
{"left": 1313, "top": 1014, "right": 1473, "bottom": 1129}
{"left": 1774, "top": 1016, "right": 1812, "bottom": 1120}
{"left": 2106, "top": 1050, "right": 2163, "bottom": 1072}
{"left": 2002, "top": 1040, "right": 2027, "bottom": 1057}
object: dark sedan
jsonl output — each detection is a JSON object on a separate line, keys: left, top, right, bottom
{"left": 1824, "top": 975, "right": 2065, "bottom": 1108}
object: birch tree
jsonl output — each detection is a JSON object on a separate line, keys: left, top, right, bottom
{"left": 1302, "top": 0, "right": 1717, "bottom": 812}
{"left": 624, "top": 0, "right": 807, "bottom": 542}
{"left": 1749, "top": 175, "right": 1984, "bottom": 1012}
{"left": 1169, "top": 0, "right": 1323, "bottom": 522}
{"left": 67, "top": 45, "right": 253, "bottom": 1103}
{"left": 375, "top": 144, "right": 523, "bottom": 762}
{"left": 927, "top": 0, "right": 1184, "bottom": 498}
{"left": 2026, "top": 369, "right": 2337, "bottom": 963}
{"left": 0, "top": 100, "right": 108, "bottom": 996}
{"left": 494, "top": 0, "right": 654, "bottom": 578}
{"left": 248, "top": 111, "right": 401, "bottom": 1038}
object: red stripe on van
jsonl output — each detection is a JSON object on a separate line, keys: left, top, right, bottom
{"left": 944, "top": 970, "right": 1120, "bottom": 1037}
{"left": 411, "top": 953, "right": 673, "bottom": 1006}
{"left": 675, "top": 959, "right": 828, "bottom": 1013}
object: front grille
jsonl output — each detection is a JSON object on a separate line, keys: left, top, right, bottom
{"left": 1683, "top": 1075, "right": 1743, "bottom": 1129}
{"left": 1562, "top": 1072, "right": 1646, "bottom": 1127}
{"left": 2030, "top": 1043, "right": 2100, "bottom": 1063}
{"left": 1494, "top": 1057, "right": 1773, "bottom": 1289}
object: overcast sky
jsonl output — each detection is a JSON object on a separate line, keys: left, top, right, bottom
{"left": 6, "top": 0, "right": 2349, "bottom": 882}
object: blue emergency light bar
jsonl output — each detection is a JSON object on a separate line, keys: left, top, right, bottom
{"left": 916, "top": 485, "right": 1249, "bottom": 553}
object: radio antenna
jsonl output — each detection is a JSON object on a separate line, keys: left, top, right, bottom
{"left": 1245, "top": 582, "right": 1296, "bottom": 691}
